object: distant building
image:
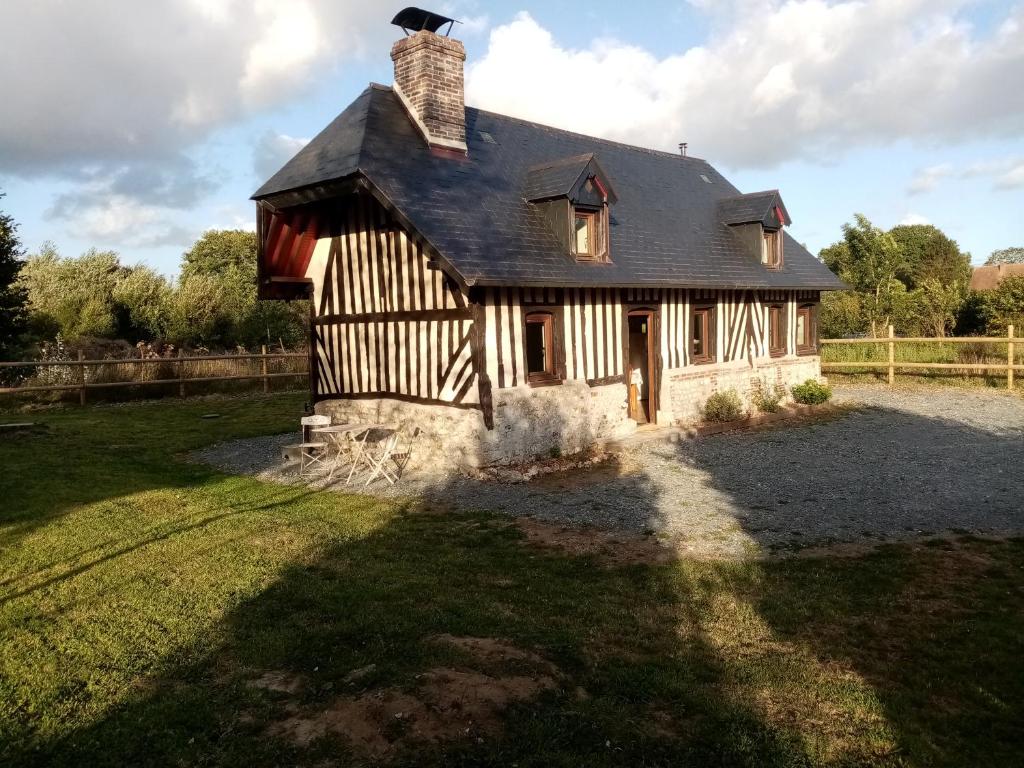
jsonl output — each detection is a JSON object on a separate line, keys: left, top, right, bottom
{"left": 970, "top": 264, "right": 1024, "bottom": 291}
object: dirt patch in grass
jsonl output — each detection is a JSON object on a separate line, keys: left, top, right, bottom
{"left": 269, "top": 634, "right": 558, "bottom": 758}
{"left": 514, "top": 516, "right": 678, "bottom": 567}
{"left": 249, "top": 670, "right": 308, "bottom": 696}
{"left": 470, "top": 449, "right": 621, "bottom": 484}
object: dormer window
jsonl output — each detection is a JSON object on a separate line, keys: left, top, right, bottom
{"left": 573, "top": 205, "right": 607, "bottom": 261}
{"left": 525, "top": 153, "right": 617, "bottom": 265}
{"left": 719, "top": 191, "right": 791, "bottom": 271}
{"left": 762, "top": 228, "right": 783, "bottom": 269}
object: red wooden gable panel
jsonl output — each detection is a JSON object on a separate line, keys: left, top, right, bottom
{"left": 259, "top": 205, "right": 320, "bottom": 299}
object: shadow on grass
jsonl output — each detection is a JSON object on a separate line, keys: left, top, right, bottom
{"left": 4, "top": 395, "right": 1023, "bottom": 766}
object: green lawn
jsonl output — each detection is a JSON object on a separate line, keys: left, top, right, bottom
{"left": 1, "top": 396, "right": 1021, "bottom": 767}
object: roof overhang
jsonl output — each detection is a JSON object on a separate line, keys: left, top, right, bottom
{"left": 718, "top": 190, "right": 791, "bottom": 229}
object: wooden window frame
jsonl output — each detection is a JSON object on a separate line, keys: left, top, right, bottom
{"left": 524, "top": 311, "right": 560, "bottom": 386}
{"left": 691, "top": 306, "right": 716, "bottom": 364}
{"left": 762, "top": 228, "right": 783, "bottom": 270}
{"left": 572, "top": 205, "right": 609, "bottom": 262}
{"left": 796, "top": 304, "right": 817, "bottom": 355}
{"left": 768, "top": 304, "right": 786, "bottom": 357}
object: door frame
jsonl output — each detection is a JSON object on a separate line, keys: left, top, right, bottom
{"left": 623, "top": 306, "right": 660, "bottom": 424}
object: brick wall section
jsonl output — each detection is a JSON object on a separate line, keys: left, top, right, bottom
{"left": 391, "top": 30, "right": 467, "bottom": 149}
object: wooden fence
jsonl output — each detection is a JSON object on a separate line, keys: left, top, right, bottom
{"left": 0, "top": 347, "right": 309, "bottom": 404}
{"left": 821, "top": 324, "right": 1021, "bottom": 389}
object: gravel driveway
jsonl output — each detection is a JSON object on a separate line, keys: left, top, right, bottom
{"left": 193, "top": 385, "right": 1024, "bottom": 558}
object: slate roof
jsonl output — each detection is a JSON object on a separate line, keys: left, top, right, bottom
{"left": 253, "top": 84, "right": 844, "bottom": 290}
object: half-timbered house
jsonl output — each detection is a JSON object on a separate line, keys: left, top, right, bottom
{"left": 252, "top": 8, "right": 844, "bottom": 467}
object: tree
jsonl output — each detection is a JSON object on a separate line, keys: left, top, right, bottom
{"left": 111, "top": 265, "right": 171, "bottom": 340}
{"left": 182, "top": 229, "right": 257, "bottom": 280}
{"left": 821, "top": 214, "right": 905, "bottom": 337}
{"left": 914, "top": 278, "right": 965, "bottom": 337}
{"left": 985, "top": 247, "right": 1024, "bottom": 265}
{"left": 819, "top": 291, "right": 863, "bottom": 338}
{"left": 980, "top": 276, "right": 1024, "bottom": 335}
{"left": 164, "top": 273, "right": 232, "bottom": 347}
{"left": 180, "top": 229, "right": 307, "bottom": 349}
{"left": 0, "top": 194, "right": 29, "bottom": 360}
{"left": 18, "top": 244, "right": 123, "bottom": 340}
{"left": 889, "top": 224, "right": 971, "bottom": 289}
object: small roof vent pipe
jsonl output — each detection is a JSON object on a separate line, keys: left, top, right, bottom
{"left": 679, "top": 142, "right": 688, "bottom": 157}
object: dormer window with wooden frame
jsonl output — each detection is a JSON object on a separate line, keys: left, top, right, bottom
{"left": 572, "top": 204, "right": 608, "bottom": 261}
{"left": 762, "top": 228, "right": 783, "bottom": 269}
{"left": 718, "top": 191, "right": 791, "bottom": 272}
{"left": 525, "top": 153, "right": 617, "bottom": 265}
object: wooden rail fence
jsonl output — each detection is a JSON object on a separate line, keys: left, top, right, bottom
{"left": 0, "top": 347, "right": 309, "bottom": 404}
{"left": 821, "top": 324, "right": 1021, "bottom": 389}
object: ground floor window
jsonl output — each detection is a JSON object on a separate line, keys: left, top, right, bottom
{"left": 769, "top": 305, "right": 786, "bottom": 356}
{"left": 692, "top": 306, "right": 715, "bottom": 363}
{"left": 796, "top": 304, "right": 816, "bottom": 354}
{"left": 524, "top": 311, "right": 558, "bottom": 384}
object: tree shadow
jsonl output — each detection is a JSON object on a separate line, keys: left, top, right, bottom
{"left": 5, "top": 396, "right": 1023, "bottom": 766}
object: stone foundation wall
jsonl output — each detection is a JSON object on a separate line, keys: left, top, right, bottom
{"left": 661, "top": 355, "right": 822, "bottom": 425}
{"left": 315, "top": 398, "right": 487, "bottom": 470}
{"left": 315, "top": 380, "right": 636, "bottom": 469}
{"left": 482, "top": 380, "right": 636, "bottom": 464}
{"left": 316, "top": 358, "right": 820, "bottom": 468}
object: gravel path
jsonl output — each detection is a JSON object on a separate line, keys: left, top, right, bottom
{"left": 191, "top": 385, "right": 1024, "bottom": 558}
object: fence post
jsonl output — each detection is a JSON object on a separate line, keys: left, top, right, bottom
{"left": 887, "top": 325, "right": 895, "bottom": 385}
{"left": 261, "top": 344, "right": 269, "bottom": 394}
{"left": 1009, "top": 324, "right": 1015, "bottom": 391}
{"left": 77, "top": 350, "right": 87, "bottom": 406}
{"left": 177, "top": 349, "right": 186, "bottom": 398}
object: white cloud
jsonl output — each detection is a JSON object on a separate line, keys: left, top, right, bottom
{"left": 993, "top": 161, "right": 1024, "bottom": 190}
{"left": 907, "top": 164, "right": 953, "bottom": 195}
{"left": 957, "top": 156, "right": 1024, "bottom": 189}
{"left": 899, "top": 213, "right": 931, "bottom": 226}
{"left": 0, "top": 1, "right": 386, "bottom": 177}
{"left": 55, "top": 194, "right": 195, "bottom": 249}
{"left": 253, "top": 131, "right": 310, "bottom": 180}
{"left": 465, "top": 3, "right": 1024, "bottom": 168}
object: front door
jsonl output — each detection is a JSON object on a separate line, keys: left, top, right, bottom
{"left": 627, "top": 309, "right": 658, "bottom": 424}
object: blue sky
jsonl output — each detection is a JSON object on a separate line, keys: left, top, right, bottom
{"left": 1, "top": 0, "right": 1022, "bottom": 276}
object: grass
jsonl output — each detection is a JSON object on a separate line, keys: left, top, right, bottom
{"left": 1, "top": 396, "right": 1022, "bottom": 766}
{"left": 821, "top": 340, "right": 1019, "bottom": 389}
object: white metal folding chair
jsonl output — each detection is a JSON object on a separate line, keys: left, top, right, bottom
{"left": 298, "top": 415, "right": 330, "bottom": 477}
{"left": 388, "top": 427, "right": 422, "bottom": 482}
{"left": 363, "top": 432, "right": 400, "bottom": 486}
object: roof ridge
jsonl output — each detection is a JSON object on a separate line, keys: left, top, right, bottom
{"left": 470, "top": 103, "right": 708, "bottom": 164}
{"left": 368, "top": 82, "right": 709, "bottom": 165}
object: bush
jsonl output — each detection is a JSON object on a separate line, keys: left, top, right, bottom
{"left": 751, "top": 378, "right": 786, "bottom": 413}
{"left": 791, "top": 379, "right": 832, "bottom": 405}
{"left": 702, "top": 389, "right": 745, "bottom": 422}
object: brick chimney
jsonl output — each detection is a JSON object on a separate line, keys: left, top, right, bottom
{"left": 391, "top": 30, "right": 467, "bottom": 153}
